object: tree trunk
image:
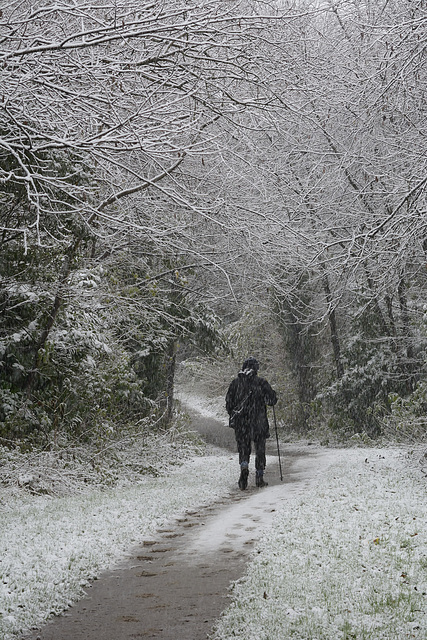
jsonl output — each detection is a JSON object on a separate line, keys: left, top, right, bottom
{"left": 164, "top": 340, "right": 177, "bottom": 426}
{"left": 397, "top": 271, "right": 416, "bottom": 393}
{"left": 322, "top": 274, "right": 344, "bottom": 379}
{"left": 283, "top": 312, "right": 317, "bottom": 432}
{"left": 363, "top": 262, "right": 390, "bottom": 336}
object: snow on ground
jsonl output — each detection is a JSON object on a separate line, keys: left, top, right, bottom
{"left": 184, "top": 451, "right": 337, "bottom": 557}
{"left": 175, "top": 388, "right": 227, "bottom": 422}
{"left": 1, "top": 389, "right": 426, "bottom": 640}
{"left": 212, "top": 447, "right": 427, "bottom": 640}
{"left": 0, "top": 451, "right": 237, "bottom": 640}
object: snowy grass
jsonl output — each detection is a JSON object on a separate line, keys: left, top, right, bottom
{"left": 212, "top": 448, "right": 427, "bottom": 640}
{"left": 175, "top": 388, "right": 228, "bottom": 423}
{"left": 1, "top": 417, "right": 426, "bottom": 640}
{"left": 0, "top": 430, "right": 237, "bottom": 639}
{"left": 0, "top": 421, "right": 204, "bottom": 496}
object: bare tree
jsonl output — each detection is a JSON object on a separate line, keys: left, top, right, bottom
{"left": 1, "top": 0, "right": 295, "bottom": 390}
{"left": 199, "top": 0, "right": 427, "bottom": 432}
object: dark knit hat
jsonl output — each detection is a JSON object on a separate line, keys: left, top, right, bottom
{"left": 242, "top": 357, "right": 259, "bottom": 372}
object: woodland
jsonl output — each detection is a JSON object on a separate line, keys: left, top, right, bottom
{"left": 1, "top": 0, "right": 426, "bottom": 452}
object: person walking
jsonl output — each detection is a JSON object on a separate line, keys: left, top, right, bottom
{"left": 226, "top": 357, "right": 277, "bottom": 490}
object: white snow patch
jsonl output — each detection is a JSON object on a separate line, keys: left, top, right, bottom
{"left": 0, "top": 453, "right": 237, "bottom": 639}
{"left": 175, "top": 389, "right": 227, "bottom": 422}
{"left": 183, "top": 450, "right": 336, "bottom": 556}
{"left": 213, "top": 447, "right": 427, "bottom": 640}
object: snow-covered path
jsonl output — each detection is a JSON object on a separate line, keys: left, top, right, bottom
{"left": 22, "top": 401, "right": 332, "bottom": 640}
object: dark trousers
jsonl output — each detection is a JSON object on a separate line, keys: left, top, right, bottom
{"left": 236, "top": 432, "right": 266, "bottom": 472}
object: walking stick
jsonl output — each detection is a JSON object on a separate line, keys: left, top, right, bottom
{"left": 272, "top": 405, "right": 283, "bottom": 481}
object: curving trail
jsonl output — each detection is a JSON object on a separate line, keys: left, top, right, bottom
{"left": 27, "top": 404, "right": 333, "bottom": 640}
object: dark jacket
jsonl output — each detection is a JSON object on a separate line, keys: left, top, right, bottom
{"left": 226, "top": 370, "right": 277, "bottom": 440}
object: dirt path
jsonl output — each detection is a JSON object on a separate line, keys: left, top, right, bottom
{"left": 26, "top": 407, "right": 331, "bottom": 640}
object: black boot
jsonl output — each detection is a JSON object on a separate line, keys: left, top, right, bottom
{"left": 256, "top": 470, "right": 268, "bottom": 488}
{"left": 238, "top": 464, "right": 249, "bottom": 490}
